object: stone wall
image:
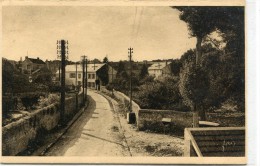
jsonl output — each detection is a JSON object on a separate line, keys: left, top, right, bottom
{"left": 100, "top": 87, "right": 193, "bottom": 131}
{"left": 138, "top": 109, "right": 193, "bottom": 131}
{"left": 100, "top": 87, "right": 140, "bottom": 124}
{"left": 2, "top": 92, "right": 84, "bottom": 156}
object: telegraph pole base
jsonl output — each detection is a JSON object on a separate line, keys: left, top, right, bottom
{"left": 127, "top": 112, "right": 136, "bottom": 124}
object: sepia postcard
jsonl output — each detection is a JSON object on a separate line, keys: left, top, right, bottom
{"left": 1, "top": 0, "right": 250, "bottom": 164}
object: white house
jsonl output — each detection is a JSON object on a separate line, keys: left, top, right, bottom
{"left": 148, "top": 61, "right": 172, "bottom": 78}
{"left": 55, "top": 63, "right": 106, "bottom": 89}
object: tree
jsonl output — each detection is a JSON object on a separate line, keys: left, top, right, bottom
{"left": 174, "top": 7, "right": 245, "bottom": 125}
{"left": 103, "top": 56, "right": 109, "bottom": 63}
{"left": 116, "top": 61, "right": 127, "bottom": 78}
{"left": 174, "top": 7, "right": 219, "bottom": 66}
{"left": 139, "top": 63, "right": 149, "bottom": 78}
{"left": 33, "top": 67, "right": 52, "bottom": 85}
{"left": 92, "top": 58, "right": 101, "bottom": 64}
{"left": 97, "top": 64, "right": 109, "bottom": 85}
{"left": 170, "top": 59, "right": 182, "bottom": 76}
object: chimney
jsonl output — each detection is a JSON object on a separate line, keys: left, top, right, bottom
{"left": 166, "top": 60, "right": 168, "bottom": 66}
{"left": 20, "top": 57, "right": 23, "bottom": 62}
{"left": 25, "top": 56, "right": 28, "bottom": 59}
{"left": 37, "top": 57, "right": 39, "bottom": 60}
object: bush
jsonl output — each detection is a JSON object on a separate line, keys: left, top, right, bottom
{"left": 48, "top": 84, "right": 71, "bottom": 93}
{"left": 133, "top": 77, "right": 189, "bottom": 111}
{"left": 2, "top": 96, "right": 18, "bottom": 117}
{"left": 20, "top": 92, "right": 46, "bottom": 110}
{"left": 38, "top": 93, "right": 60, "bottom": 108}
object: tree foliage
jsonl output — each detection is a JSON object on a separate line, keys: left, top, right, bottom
{"left": 139, "top": 64, "right": 149, "bottom": 78}
{"left": 103, "top": 56, "right": 109, "bottom": 63}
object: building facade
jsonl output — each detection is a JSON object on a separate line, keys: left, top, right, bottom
{"left": 148, "top": 61, "right": 172, "bottom": 78}
{"left": 21, "top": 56, "right": 46, "bottom": 74}
{"left": 56, "top": 63, "right": 109, "bottom": 89}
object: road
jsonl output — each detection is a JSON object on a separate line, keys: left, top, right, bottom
{"left": 45, "top": 90, "right": 131, "bottom": 156}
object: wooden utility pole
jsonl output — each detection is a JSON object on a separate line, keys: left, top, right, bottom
{"left": 85, "top": 56, "right": 88, "bottom": 101}
{"left": 57, "top": 39, "right": 69, "bottom": 125}
{"left": 128, "top": 47, "right": 133, "bottom": 113}
{"left": 81, "top": 55, "right": 87, "bottom": 105}
{"left": 58, "top": 64, "right": 61, "bottom": 82}
{"left": 127, "top": 47, "right": 135, "bottom": 124}
{"left": 75, "top": 62, "right": 78, "bottom": 88}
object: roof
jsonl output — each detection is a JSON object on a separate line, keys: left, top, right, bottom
{"left": 28, "top": 58, "right": 46, "bottom": 64}
{"left": 148, "top": 61, "right": 171, "bottom": 70}
{"left": 58, "top": 63, "right": 106, "bottom": 73}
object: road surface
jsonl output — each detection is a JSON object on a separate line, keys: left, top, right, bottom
{"left": 45, "top": 90, "right": 131, "bottom": 156}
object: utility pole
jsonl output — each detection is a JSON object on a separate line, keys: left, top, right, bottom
{"left": 81, "top": 55, "right": 87, "bottom": 105}
{"left": 57, "top": 39, "right": 69, "bottom": 125}
{"left": 75, "top": 62, "right": 78, "bottom": 111}
{"left": 128, "top": 47, "right": 133, "bottom": 113}
{"left": 85, "top": 56, "right": 88, "bottom": 101}
{"left": 127, "top": 47, "right": 135, "bottom": 124}
{"left": 58, "top": 64, "right": 61, "bottom": 82}
{"left": 75, "top": 62, "right": 78, "bottom": 89}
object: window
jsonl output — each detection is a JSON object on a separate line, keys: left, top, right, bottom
{"left": 88, "top": 74, "right": 91, "bottom": 79}
{"left": 70, "top": 73, "right": 76, "bottom": 78}
{"left": 78, "top": 74, "right": 81, "bottom": 79}
{"left": 92, "top": 74, "right": 95, "bottom": 79}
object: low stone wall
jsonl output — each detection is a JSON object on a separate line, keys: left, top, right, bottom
{"left": 138, "top": 109, "right": 193, "bottom": 131}
{"left": 2, "top": 92, "right": 84, "bottom": 156}
{"left": 100, "top": 87, "right": 140, "bottom": 124}
{"left": 101, "top": 87, "right": 193, "bottom": 131}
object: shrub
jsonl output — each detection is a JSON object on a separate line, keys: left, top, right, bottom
{"left": 2, "top": 96, "right": 18, "bottom": 117}
{"left": 38, "top": 93, "right": 60, "bottom": 108}
{"left": 20, "top": 92, "right": 46, "bottom": 110}
{"left": 133, "top": 77, "right": 189, "bottom": 111}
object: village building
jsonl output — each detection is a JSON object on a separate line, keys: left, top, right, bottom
{"left": 21, "top": 56, "right": 46, "bottom": 74}
{"left": 148, "top": 61, "right": 172, "bottom": 78}
{"left": 46, "top": 60, "right": 60, "bottom": 75}
{"left": 56, "top": 63, "right": 116, "bottom": 89}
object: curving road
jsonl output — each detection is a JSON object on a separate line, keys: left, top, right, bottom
{"left": 45, "top": 90, "right": 130, "bottom": 156}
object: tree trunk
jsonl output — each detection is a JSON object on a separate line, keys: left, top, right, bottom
{"left": 199, "top": 105, "right": 206, "bottom": 121}
{"left": 192, "top": 104, "right": 199, "bottom": 127}
{"left": 193, "top": 36, "right": 204, "bottom": 127}
{"left": 196, "top": 36, "right": 202, "bottom": 66}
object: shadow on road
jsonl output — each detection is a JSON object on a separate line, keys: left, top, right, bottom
{"left": 81, "top": 132, "right": 125, "bottom": 147}
{"left": 45, "top": 95, "right": 97, "bottom": 156}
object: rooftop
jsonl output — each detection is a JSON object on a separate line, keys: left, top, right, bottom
{"left": 148, "top": 61, "right": 171, "bottom": 70}
{"left": 26, "top": 57, "right": 46, "bottom": 64}
{"left": 59, "top": 63, "right": 106, "bottom": 73}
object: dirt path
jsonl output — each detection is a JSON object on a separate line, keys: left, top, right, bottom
{"left": 45, "top": 90, "right": 131, "bottom": 156}
{"left": 101, "top": 92, "right": 184, "bottom": 157}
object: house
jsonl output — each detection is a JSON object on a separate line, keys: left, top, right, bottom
{"left": 56, "top": 63, "right": 113, "bottom": 89}
{"left": 148, "top": 61, "right": 172, "bottom": 78}
{"left": 22, "top": 56, "right": 46, "bottom": 74}
{"left": 46, "top": 60, "right": 60, "bottom": 75}
{"left": 61, "top": 64, "right": 83, "bottom": 87}
{"left": 107, "top": 65, "right": 117, "bottom": 83}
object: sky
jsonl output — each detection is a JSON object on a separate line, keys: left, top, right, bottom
{"left": 2, "top": 6, "right": 196, "bottom": 62}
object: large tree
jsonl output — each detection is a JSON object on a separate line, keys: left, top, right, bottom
{"left": 174, "top": 7, "right": 245, "bottom": 126}
{"left": 139, "top": 63, "right": 149, "bottom": 78}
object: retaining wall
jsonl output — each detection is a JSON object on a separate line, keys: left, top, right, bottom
{"left": 138, "top": 109, "right": 193, "bottom": 131}
{"left": 101, "top": 87, "right": 193, "bottom": 131}
{"left": 2, "top": 92, "right": 84, "bottom": 156}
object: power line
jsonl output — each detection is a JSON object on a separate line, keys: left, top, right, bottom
{"left": 134, "top": 7, "right": 145, "bottom": 43}
{"left": 130, "top": 7, "right": 138, "bottom": 46}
